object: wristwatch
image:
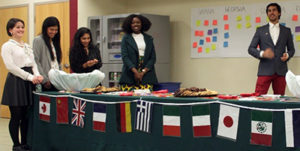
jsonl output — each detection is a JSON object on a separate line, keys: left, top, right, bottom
{"left": 142, "top": 69, "right": 146, "bottom": 73}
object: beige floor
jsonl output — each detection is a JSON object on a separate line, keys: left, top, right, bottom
{"left": 0, "top": 118, "right": 12, "bottom": 151}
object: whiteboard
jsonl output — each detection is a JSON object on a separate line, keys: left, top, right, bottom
{"left": 191, "top": 1, "right": 300, "bottom": 58}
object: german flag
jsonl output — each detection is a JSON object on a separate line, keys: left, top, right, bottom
{"left": 116, "top": 102, "right": 132, "bottom": 133}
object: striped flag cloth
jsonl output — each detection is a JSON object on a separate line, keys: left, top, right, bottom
{"left": 250, "top": 110, "right": 273, "bottom": 146}
{"left": 71, "top": 99, "right": 86, "bottom": 128}
{"left": 135, "top": 100, "right": 153, "bottom": 133}
{"left": 285, "top": 109, "right": 300, "bottom": 148}
{"left": 163, "top": 105, "right": 181, "bottom": 137}
{"left": 217, "top": 104, "right": 240, "bottom": 141}
{"left": 93, "top": 103, "right": 107, "bottom": 132}
{"left": 39, "top": 96, "right": 51, "bottom": 122}
{"left": 116, "top": 102, "right": 132, "bottom": 133}
{"left": 192, "top": 104, "right": 211, "bottom": 137}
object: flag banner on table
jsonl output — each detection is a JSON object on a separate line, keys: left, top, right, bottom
{"left": 217, "top": 104, "right": 240, "bottom": 141}
{"left": 93, "top": 103, "right": 107, "bottom": 132}
{"left": 285, "top": 109, "right": 300, "bottom": 148}
{"left": 116, "top": 102, "right": 132, "bottom": 133}
{"left": 163, "top": 105, "right": 181, "bottom": 137}
{"left": 56, "top": 97, "right": 69, "bottom": 124}
{"left": 192, "top": 104, "right": 211, "bottom": 137}
{"left": 71, "top": 99, "right": 86, "bottom": 128}
{"left": 250, "top": 110, "right": 273, "bottom": 146}
{"left": 135, "top": 100, "right": 153, "bottom": 133}
{"left": 39, "top": 96, "right": 51, "bottom": 122}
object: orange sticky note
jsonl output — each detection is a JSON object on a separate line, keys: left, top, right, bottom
{"left": 293, "top": 15, "right": 298, "bottom": 21}
{"left": 224, "top": 24, "right": 229, "bottom": 30}
{"left": 256, "top": 17, "right": 261, "bottom": 23}
{"left": 224, "top": 15, "right": 228, "bottom": 21}
{"left": 204, "top": 20, "right": 209, "bottom": 26}
{"left": 213, "top": 20, "right": 218, "bottom": 25}
{"left": 198, "top": 47, "right": 202, "bottom": 53}
{"left": 193, "top": 42, "right": 197, "bottom": 48}
{"left": 206, "top": 37, "right": 211, "bottom": 43}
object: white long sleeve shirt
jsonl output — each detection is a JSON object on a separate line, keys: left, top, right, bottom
{"left": 1, "top": 39, "right": 40, "bottom": 81}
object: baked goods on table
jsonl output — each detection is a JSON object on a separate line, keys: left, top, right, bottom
{"left": 174, "top": 87, "right": 218, "bottom": 97}
{"left": 81, "top": 86, "right": 120, "bottom": 93}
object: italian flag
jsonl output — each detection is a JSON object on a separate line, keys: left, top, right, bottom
{"left": 250, "top": 110, "right": 273, "bottom": 146}
{"left": 192, "top": 104, "right": 211, "bottom": 137}
{"left": 163, "top": 105, "right": 181, "bottom": 137}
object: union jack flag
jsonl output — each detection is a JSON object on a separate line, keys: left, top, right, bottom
{"left": 72, "top": 99, "right": 86, "bottom": 128}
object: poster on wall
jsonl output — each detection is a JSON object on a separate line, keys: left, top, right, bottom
{"left": 191, "top": 1, "right": 300, "bottom": 58}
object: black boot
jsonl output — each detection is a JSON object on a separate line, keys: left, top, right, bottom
{"left": 12, "top": 145, "right": 25, "bottom": 151}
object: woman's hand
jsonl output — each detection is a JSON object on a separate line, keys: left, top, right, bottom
{"left": 37, "top": 76, "right": 44, "bottom": 83}
{"left": 83, "top": 59, "right": 98, "bottom": 68}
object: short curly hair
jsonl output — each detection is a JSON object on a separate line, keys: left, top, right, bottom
{"left": 122, "top": 14, "right": 152, "bottom": 34}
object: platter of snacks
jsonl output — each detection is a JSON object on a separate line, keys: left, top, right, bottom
{"left": 174, "top": 87, "right": 218, "bottom": 97}
{"left": 81, "top": 86, "right": 120, "bottom": 93}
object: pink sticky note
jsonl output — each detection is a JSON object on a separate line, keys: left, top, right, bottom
{"left": 223, "top": 15, "right": 228, "bottom": 21}
{"left": 193, "top": 42, "right": 197, "bottom": 48}
{"left": 198, "top": 47, "right": 202, "bottom": 53}
{"left": 204, "top": 20, "right": 209, "bottom": 26}
{"left": 199, "top": 31, "right": 204, "bottom": 36}
{"left": 206, "top": 37, "right": 211, "bottom": 43}
{"left": 293, "top": 15, "right": 298, "bottom": 21}
{"left": 213, "top": 20, "right": 218, "bottom": 25}
{"left": 224, "top": 24, "right": 229, "bottom": 30}
{"left": 256, "top": 17, "right": 261, "bottom": 23}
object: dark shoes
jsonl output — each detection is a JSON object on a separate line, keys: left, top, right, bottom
{"left": 12, "top": 145, "right": 31, "bottom": 151}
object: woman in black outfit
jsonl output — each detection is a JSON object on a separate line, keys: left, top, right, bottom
{"left": 69, "top": 27, "right": 102, "bottom": 73}
{"left": 1, "top": 18, "right": 43, "bottom": 151}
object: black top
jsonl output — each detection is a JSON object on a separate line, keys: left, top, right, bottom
{"left": 69, "top": 47, "right": 102, "bottom": 73}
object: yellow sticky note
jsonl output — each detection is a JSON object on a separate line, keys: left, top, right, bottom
{"left": 266, "top": 17, "right": 269, "bottom": 22}
{"left": 205, "top": 48, "right": 210, "bottom": 53}
{"left": 246, "top": 22, "right": 252, "bottom": 28}
{"left": 211, "top": 44, "right": 216, "bottom": 50}
{"left": 236, "top": 15, "right": 242, "bottom": 21}
{"left": 237, "top": 23, "right": 242, "bottom": 29}
{"left": 256, "top": 25, "right": 261, "bottom": 29}
{"left": 245, "top": 15, "right": 251, "bottom": 21}
{"left": 296, "top": 35, "right": 300, "bottom": 42}
{"left": 196, "top": 20, "right": 201, "bottom": 27}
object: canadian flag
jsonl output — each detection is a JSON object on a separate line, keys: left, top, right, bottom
{"left": 39, "top": 96, "right": 51, "bottom": 122}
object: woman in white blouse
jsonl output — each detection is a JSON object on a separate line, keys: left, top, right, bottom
{"left": 33, "top": 16, "right": 62, "bottom": 91}
{"left": 1, "top": 18, "right": 43, "bottom": 151}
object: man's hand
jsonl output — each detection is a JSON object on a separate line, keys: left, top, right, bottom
{"left": 281, "top": 53, "right": 289, "bottom": 62}
{"left": 263, "top": 48, "right": 275, "bottom": 59}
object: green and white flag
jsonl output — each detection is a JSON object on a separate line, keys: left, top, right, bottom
{"left": 250, "top": 110, "right": 273, "bottom": 146}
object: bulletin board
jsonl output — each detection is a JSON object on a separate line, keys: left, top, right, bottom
{"left": 191, "top": 1, "right": 300, "bottom": 58}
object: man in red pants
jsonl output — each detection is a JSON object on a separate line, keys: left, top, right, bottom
{"left": 248, "top": 3, "right": 295, "bottom": 95}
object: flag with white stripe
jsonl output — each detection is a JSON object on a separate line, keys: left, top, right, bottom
{"left": 135, "top": 100, "right": 153, "bottom": 133}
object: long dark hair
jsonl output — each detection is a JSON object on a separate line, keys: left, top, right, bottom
{"left": 41, "top": 16, "right": 62, "bottom": 63}
{"left": 69, "top": 27, "right": 95, "bottom": 63}
{"left": 122, "top": 14, "right": 152, "bottom": 34}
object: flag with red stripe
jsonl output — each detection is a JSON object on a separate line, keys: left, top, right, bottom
{"left": 71, "top": 99, "right": 86, "bottom": 128}
{"left": 192, "top": 104, "right": 211, "bottom": 137}
{"left": 39, "top": 96, "right": 51, "bottom": 122}
{"left": 163, "top": 105, "right": 181, "bottom": 137}
{"left": 116, "top": 102, "right": 132, "bottom": 133}
{"left": 93, "top": 103, "right": 106, "bottom": 132}
{"left": 250, "top": 110, "right": 273, "bottom": 146}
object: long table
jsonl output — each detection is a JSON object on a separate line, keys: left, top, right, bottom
{"left": 28, "top": 92, "right": 300, "bottom": 151}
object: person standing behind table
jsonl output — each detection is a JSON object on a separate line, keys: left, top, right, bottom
{"left": 69, "top": 27, "right": 102, "bottom": 73}
{"left": 1, "top": 18, "right": 43, "bottom": 151}
{"left": 33, "top": 16, "right": 62, "bottom": 91}
{"left": 119, "top": 14, "right": 158, "bottom": 91}
{"left": 248, "top": 3, "right": 295, "bottom": 95}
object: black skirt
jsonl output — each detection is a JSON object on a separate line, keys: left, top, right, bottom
{"left": 1, "top": 67, "right": 35, "bottom": 106}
